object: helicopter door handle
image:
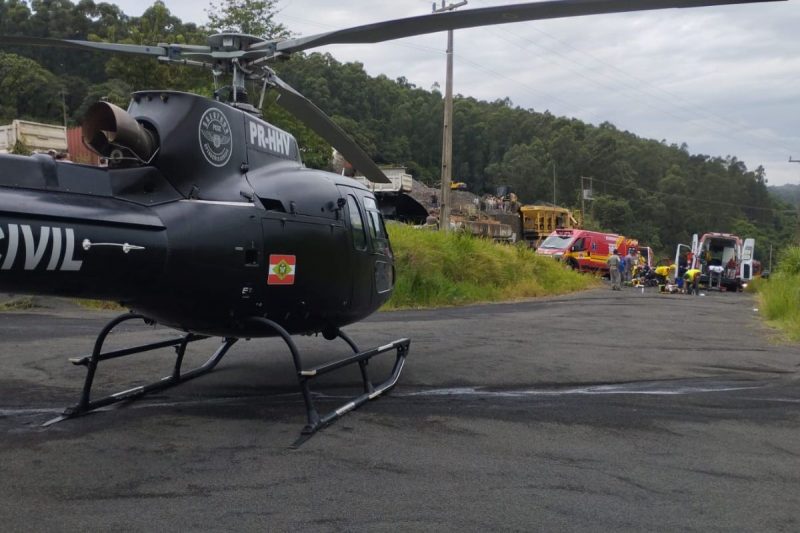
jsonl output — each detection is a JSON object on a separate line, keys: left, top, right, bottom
{"left": 82, "top": 239, "right": 145, "bottom": 254}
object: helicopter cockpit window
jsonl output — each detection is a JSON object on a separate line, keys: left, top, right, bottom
{"left": 363, "top": 196, "right": 389, "bottom": 254}
{"left": 347, "top": 195, "right": 367, "bottom": 251}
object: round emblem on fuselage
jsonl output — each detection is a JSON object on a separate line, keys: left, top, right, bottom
{"left": 198, "top": 108, "right": 233, "bottom": 167}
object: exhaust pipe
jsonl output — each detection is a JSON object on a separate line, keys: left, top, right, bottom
{"left": 83, "top": 101, "right": 157, "bottom": 162}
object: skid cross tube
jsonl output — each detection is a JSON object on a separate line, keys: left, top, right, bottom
{"left": 50, "top": 312, "right": 237, "bottom": 424}
{"left": 249, "top": 317, "right": 410, "bottom": 438}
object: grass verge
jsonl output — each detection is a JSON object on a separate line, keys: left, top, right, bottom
{"left": 75, "top": 299, "right": 126, "bottom": 311}
{"left": 0, "top": 296, "right": 37, "bottom": 312}
{"left": 750, "top": 246, "right": 800, "bottom": 341}
{"left": 384, "top": 223, "right": 597, "bottom": 310}
{"left": 754, "top": 273, "right": 800, "bottom": 341}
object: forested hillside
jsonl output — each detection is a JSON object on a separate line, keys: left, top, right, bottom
{"left": 0, "top": 0, "right": 796, "bottom": 259}
{"left": 770, "top": 184, "right": 800, "bottom": 208}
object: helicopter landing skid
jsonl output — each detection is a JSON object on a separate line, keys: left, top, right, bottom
{"left": 44, "top": 313, "right": 410, "bottom": 443}
{"left": 248, "top": 318, "right": 410, "bottom": 446}
{"left": 44, "top": 313, "right": 238, "bottom": 426}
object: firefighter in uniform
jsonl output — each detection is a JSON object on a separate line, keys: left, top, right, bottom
{"left": 607, "top": 249, "right": 622, "bottom": 291}
{"left": 684, "top": 268, "right": 702, "bottom": 295}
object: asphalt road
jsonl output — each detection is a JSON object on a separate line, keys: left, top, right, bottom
{"left": 1, "top": 288, "right": 799, "bottom": 532}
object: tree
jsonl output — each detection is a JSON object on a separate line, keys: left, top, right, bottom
{"left": 73, "top": 79, "right": 132, "bottom": 122}
{"left": 0, "top": 0, "right": 795, "bottom": 259}
{"left": 0, "top": 52, "right": 61, "bottom": 122}
{"left": 206, "top": 0, "right": 289, "bottom": 38}
{"left": 57, "top": 74, "right": 89, "bottom": 126}
{"left": 104, "top": 2, "right": 209, "bottom": 93}
{"left": 0, "top": 0, "right": 32, "bottom": 35}
{"left": 592, "top": 195, "right": 633, "bottom": 234}
{"left": 486, "top": 141, "right": 548, "bottom": 203}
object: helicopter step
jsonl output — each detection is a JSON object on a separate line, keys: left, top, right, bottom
{"left": 46, "top": 313, "right": 410, "bottom": 442}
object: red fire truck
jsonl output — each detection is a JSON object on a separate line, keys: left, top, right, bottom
{"left": 536, "top": 228, "right": 638, "bottom": 272}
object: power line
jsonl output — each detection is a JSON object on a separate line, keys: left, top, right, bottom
{"left": 453, "top": 54, "right": 603, "bottom": 121}
{"left": 277, "top": 12, "right": 601, "bottom": 119}
{"left": 470, "top": 0, "right": 795, "bottom": 154}
{"left": 587, "top": 175, "right": 797, "bottom": 215}
{"left": 277, "top": 5, "right": 795, "bottom": 188}
{"left": 280, "top": 7, "right": 749, "bottom": 149}
{"left": 465, "top": 2, "right": 795, "bottom": 158}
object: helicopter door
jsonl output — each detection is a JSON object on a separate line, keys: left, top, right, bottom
{"left": 260, "top": 208, "right": 350, "bottom": 317}
{"left": 740, "top": 238, "right": 755, "bottom": 281}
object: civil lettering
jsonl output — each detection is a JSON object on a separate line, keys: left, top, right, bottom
{"left": 0, "top": 224, "right": 82, "bottom": 272}
{"left": 60, "top": 228, "right": 83, "bottom": 271}
{"left": 1, "top": 223, "right": 18, "bottom": 270}
{"left": 47, "top": 227, "right": 62, "bottom": 271}
{"left": 22, "top": 225, "right": 50, "bottom": 270}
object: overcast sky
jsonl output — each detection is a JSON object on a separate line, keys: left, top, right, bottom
{"left": 99, "top": 0, "right": 799, "bottom": 185}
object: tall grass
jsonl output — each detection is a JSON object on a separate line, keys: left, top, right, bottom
{"left": 384, "top": 223, "right": 596, "bottom": 309}
{"left": 755, "top": 245, "right": 800, "bottom": 340}
{"left": 777, "top": 246, "right": 800, "bottom": 276}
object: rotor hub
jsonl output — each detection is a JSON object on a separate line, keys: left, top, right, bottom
{"left": 207, "top": 33, "right": 270, "bottom": 53}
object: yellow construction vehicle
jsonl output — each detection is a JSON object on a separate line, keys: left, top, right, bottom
{"left": 519, "top": 204, "right": 579, "bottom": 248}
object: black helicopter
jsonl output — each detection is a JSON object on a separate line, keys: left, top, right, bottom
{"left": 0, "top": 0, "right": 778, "bottom": 438}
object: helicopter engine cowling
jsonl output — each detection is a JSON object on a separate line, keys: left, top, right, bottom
{"left": 83, "top": 101, "right": 158, "bottom": 163}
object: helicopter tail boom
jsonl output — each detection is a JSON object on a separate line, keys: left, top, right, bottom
{"left": 0, "top": 160, "right": 169, "bottom": 302}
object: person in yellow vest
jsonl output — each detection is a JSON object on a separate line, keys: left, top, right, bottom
{"left": 654, "top": 264, "right": 675, "bottom": 283}
{"left": 684, "top": 268, "right": 702, "bottom": 295}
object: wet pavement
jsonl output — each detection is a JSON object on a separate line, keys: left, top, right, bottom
{"left": 1, "top": 288, "right": 799, "bottom": 531}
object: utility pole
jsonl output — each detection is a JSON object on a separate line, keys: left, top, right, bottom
{"left": 581, "top": 176, "right": 585, "bottom": 223}
{"left": 433, "top": 0, "right": 467, "bottom": 232}
{"left": 60, "top": 88, "right": 68, "bottom": 129}
{"left": 552, "top": 160, "right": 556, "bottom": 205}
{"left": 580, "top": 176, "right": 592, "bottom": 227}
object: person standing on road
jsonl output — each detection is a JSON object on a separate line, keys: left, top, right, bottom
{"left": 608, "top": 249, "right": 622, "bottom": 291}
{"left": 624, "top": 249, "right": 636, "bottom": 284}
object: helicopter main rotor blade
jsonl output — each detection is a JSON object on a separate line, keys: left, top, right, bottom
{"left": 0, "top": 35, "right": 171, "bottom": 56}
{"left": 268, "top": 74, "right": 390, "bottom": 184}
{"left": 273, "top": 0, "right": 782, "bottom": 54}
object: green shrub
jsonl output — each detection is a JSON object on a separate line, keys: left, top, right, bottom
{"left": 384, "top": 224, "right": 596, "bottom": 309}
{"left": 10, "top": 140, "right": 31, "bottom": 156}
{"left": 757, "top": 272, "right": 800, "bottom": 341}
{"left": 777, "top": 246, "right": 800, "bottom": 276}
